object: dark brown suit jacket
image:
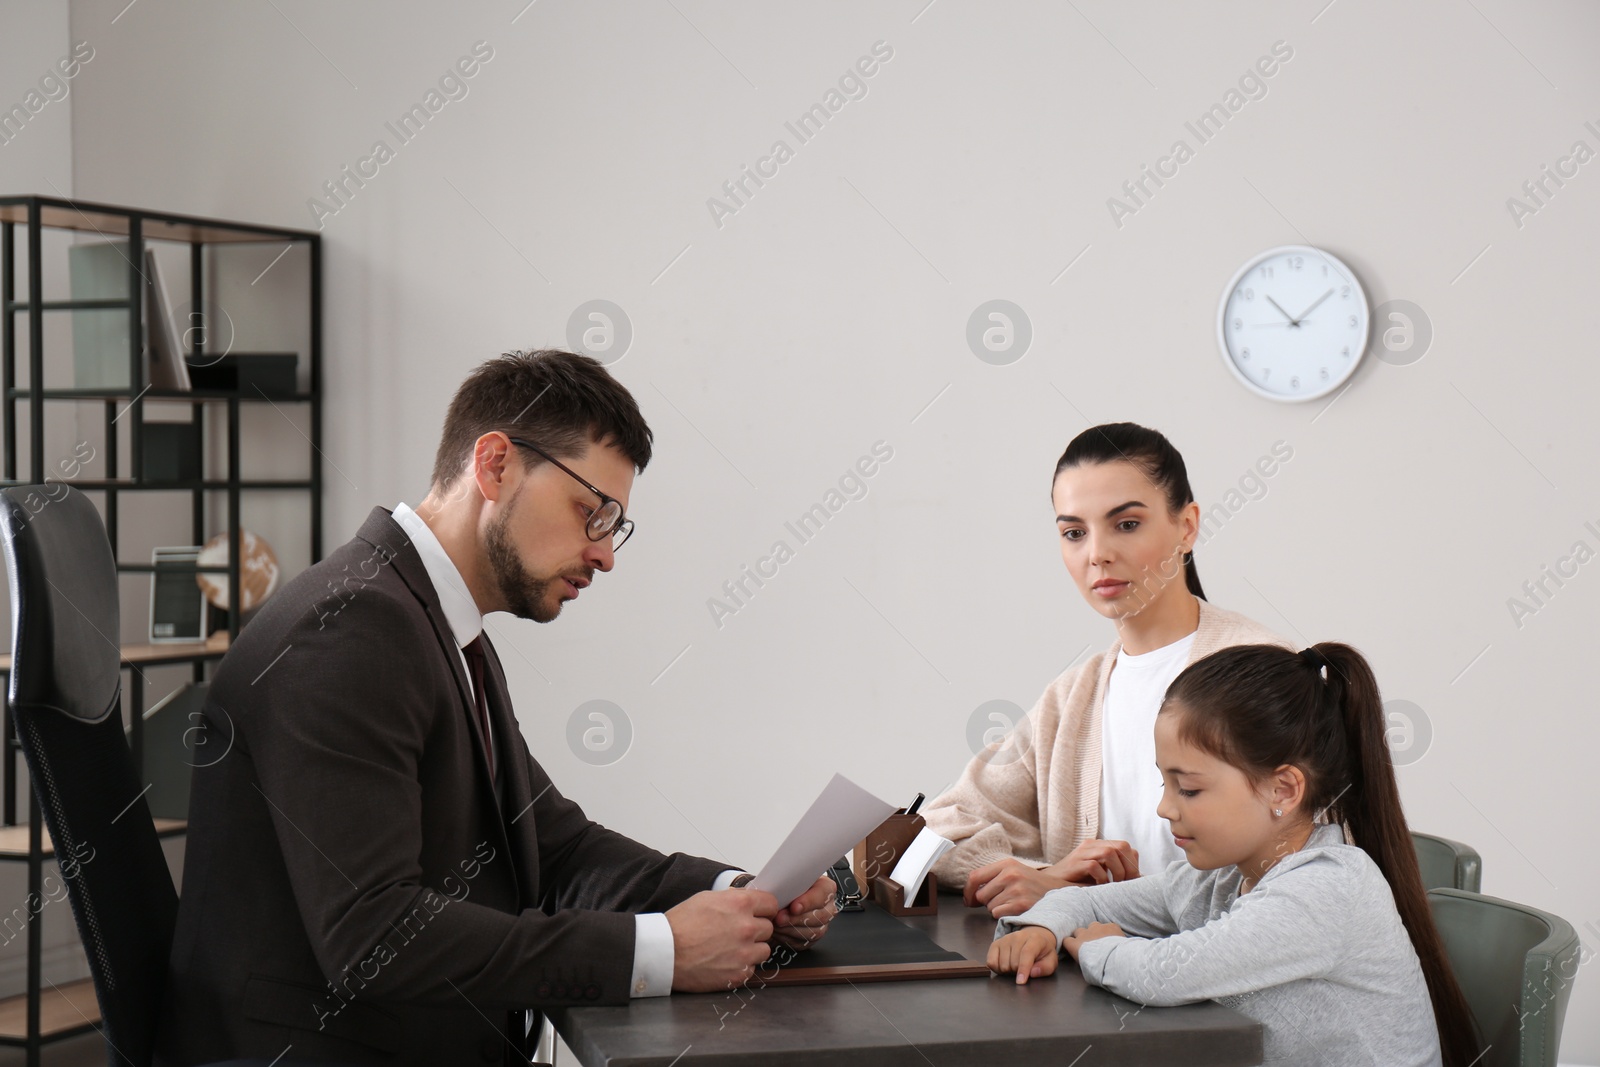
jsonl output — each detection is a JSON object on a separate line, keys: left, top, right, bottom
{"left": 155, "top": 507, "right": 725, "bottom": 1066}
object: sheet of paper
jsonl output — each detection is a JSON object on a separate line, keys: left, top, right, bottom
{"left": 750, "top": 773, "right": 895, "bottom": 907}
{"left": 888, "top": 826, "right": 954, "bottom": 906}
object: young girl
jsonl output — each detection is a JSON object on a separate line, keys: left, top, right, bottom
{"left": 923, "top": 424, "right": 1292, "bottom": 917}
{"left": 987, "top": 642, "right": 1479, "bottom": 1067}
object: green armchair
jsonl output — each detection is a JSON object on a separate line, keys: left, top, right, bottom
{"left": 1428, "top": 888, "right": 1580, "bottom": 1067}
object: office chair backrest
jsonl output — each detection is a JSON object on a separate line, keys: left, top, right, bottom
{"left": 1413, "top": 831, "right": 1483, "bottom": 892}
{"left": 1428, "top": 888, "right": 1579, "bottom": 1067}
{"left": 0, "top": 486, "right": 178, "bottom": 1067}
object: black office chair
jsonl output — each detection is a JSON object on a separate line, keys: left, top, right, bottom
{"left": 1, "top": 485, "right": 176, "bottom": 1067}
{"left": 0, "top": 486, "right": 326, "bottom": 1067}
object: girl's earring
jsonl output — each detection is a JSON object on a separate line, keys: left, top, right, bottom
{"left": 1273, "top": 809, "right": 1283, "bottom": 817}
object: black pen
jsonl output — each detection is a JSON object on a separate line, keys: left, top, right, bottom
{"left": 906, "top": 792, "right": 925, "bottom": 816}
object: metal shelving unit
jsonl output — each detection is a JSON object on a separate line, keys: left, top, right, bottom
{"left": 0, "top": 195, "right": 322, "bottom": 1065}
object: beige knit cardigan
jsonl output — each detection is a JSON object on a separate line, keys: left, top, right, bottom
{"left": 926, "top": 600, "right": 1292, "bottom": 886}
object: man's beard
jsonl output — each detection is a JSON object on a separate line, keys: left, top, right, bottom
{"left": 484, "top": 488, "right": 561, "bottom": 622}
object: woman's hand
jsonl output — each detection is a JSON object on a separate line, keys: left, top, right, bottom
{"left": 987, "top": 926, "right": 1060, "bottom": 985}
{"left": 964, "top": 858, "right": 1071, "bottom": 918}
{"left": 1060, "top": 921, "right": 1125, "bottom": 961}
{"left": 1043, "top": 839, "right": 1141, "bottom": 886}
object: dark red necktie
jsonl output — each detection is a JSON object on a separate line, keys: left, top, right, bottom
{"left": 462, "top": 636, "right": 495, "bottom": 784}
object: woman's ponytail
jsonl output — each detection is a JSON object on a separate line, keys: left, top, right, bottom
{"left": 1311, "top": 643, "right": 1481, "bottom": 1067}
{"left": 1182, "top": 549, "right": 1204, "bottom": 600}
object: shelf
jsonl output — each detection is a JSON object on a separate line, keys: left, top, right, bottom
{"left": 7, "top": 388, "right": 312, "bottom": 402}
{"left": 0, "top": 633, "right": 229, "bottom": 673}
{"left": 0, "top": 192, "right": 319, "bottom": 1057}
{"left": 116, "top": 563, "right": 231, "bottom": 574}
{"left": 0, "top": 977, "right": 99, "bottom": 1042}
{"left": 5, "top": 299, "right": 132, "bottom": 313}
{"left": 0, "top": 195, "right": 315, "bottom": 245}
{"left": 0, "top": 820, "right": 186, "bottom": 860}
{"left": 2, "top": 480, "right": 313, "bottom": 493}
{"left": 0, "top": 478, "right": 314, "bottom": 491}
{"left": 116, "top": 636, "right": 230, "bottom": 664}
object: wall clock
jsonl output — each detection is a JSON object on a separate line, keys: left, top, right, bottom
{"left": 1217, "top": 245, "right": 1369, "bottom": 402}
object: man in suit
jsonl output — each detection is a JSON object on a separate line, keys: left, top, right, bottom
{"left": 156, "top": 350, "right": 837, "bottom": 1065}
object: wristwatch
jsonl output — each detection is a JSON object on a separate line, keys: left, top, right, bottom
{"left": 826, "top": 857, "right": 864, "bottom": 911}
{"left": 729, "top": 873, "right": 756, "bottom": 888}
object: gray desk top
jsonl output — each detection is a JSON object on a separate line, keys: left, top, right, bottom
{"left": 555, "top": 895, "right": 1263, "bottom": 1066}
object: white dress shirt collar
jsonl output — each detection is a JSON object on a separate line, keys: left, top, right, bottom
{"left": 391, "top": 502, "right": 483, "bottom": 650}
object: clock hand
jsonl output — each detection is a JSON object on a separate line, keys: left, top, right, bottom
{"left": 1265, "top": 295, "right": 1298, "bottom": 326}
{"left": 1291, "top": 288, "right": 1334, "bottom": 324}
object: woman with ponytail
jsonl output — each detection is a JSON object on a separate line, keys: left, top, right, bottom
{"left": 924, "top": 423, "right": 1292, "bottom": 917}
{"left": 987, "top": 642, "right": 1479, "bottom": 1066}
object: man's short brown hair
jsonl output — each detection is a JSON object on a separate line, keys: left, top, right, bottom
{"left": 429, "top": 349, "right": 652, "bottom": 491}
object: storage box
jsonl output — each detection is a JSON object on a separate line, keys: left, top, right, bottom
{"left": 140, "top": 420, "right": 202, "bottom": 483}
{"left": 187, "top": 352, "right": 299, "bottom": 396}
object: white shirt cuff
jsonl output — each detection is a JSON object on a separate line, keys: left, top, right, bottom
{"left": 630, "top": 913, "right": 674, "bottom": 998}
{"left": 631, "top": 872, "right": 746, "bottom": 997}
{"left": 711, "top": 869, "right": 747, "bottom": 891}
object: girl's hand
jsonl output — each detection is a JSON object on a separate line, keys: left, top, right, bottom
{"left": 1061, "top": 921, "right": 1125, "bottom": 960}
{"left": 987, "top": 926, "right": 1060, "bottom": 985}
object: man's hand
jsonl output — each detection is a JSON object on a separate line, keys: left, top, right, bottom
{"left": 964, "top": 858, "right": 1070, "bottom": 918}
{"left": 772, "top": 875, "right": 838, "bottom": 952}
{"left": 987, "top": 926, "right": 1059, "bottom": 985}
{"left": 666, "top": 888, "right": 778, "bottom": 992}
{"left": 1061, "top": 921, "right": 1124, "bottom": 961}
{"left": 1043, "top": 839, "right": 1141, "bottom": 886}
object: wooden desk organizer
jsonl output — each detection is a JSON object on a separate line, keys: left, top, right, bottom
{"left": 852, "top": 810, "right": 938, "bottom": 916}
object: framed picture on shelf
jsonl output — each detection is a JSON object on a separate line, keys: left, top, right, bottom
{"left": 149, "top": 546, "right": 206, "bottom": 642}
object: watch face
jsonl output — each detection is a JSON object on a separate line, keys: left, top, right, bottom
{"left": 1217, "top": 245, "right": 1369, "bottom": 402}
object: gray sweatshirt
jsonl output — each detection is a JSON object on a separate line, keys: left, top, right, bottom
{"left": 997, "top": 822, "right": 1442, "bottom": 1066}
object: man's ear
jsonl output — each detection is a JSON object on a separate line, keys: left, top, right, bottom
{"left": 472, "top": 432, "right": 514, "bottom": 504}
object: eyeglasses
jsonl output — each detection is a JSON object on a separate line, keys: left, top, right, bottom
{"left": 506, "top": 437, "right": 635, "bottom": 550}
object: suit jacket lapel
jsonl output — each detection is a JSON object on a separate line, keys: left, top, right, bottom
{"left": 354, "top": 507, "right": 518, "bottom": 894}
{"left": 475, "top": 633, "right": 541, "bottom": 906}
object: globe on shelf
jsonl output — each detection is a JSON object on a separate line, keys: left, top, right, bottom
{"left": 196, "top": 529, "right": 281, "bottom": 612}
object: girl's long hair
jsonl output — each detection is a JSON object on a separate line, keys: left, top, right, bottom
{"left": 1163, "top": 643, "right": 1479, "bottom": 1066}
{"left": 1053, "top": 423, "right": 1206, "bottom": 600}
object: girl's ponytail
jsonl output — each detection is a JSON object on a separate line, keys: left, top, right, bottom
{"left": 1311, "top": 643, "right": 1480, "bottom": 1067}
{"left": 1166, "top": 642, "right": 1482, "bottom": 1065}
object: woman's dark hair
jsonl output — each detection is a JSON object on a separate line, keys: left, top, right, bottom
{"left": 1162, "top": 643, "right": 1480, "bottom": 1067}
{"left": 1053, "top": 422, "right": 1205, "bottom": 600}
{"left": 430, "top": 349, "right": 652, "bottom": 491}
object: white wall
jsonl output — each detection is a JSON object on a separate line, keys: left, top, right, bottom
{"left": 50, "top": 0, "right": 1600, "bottom": 1059}
{"left": 0, "top": 4, "right": 74, "bottom": 191}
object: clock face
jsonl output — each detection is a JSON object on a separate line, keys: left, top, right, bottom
{"left": 1216, "top": 245, "right": 1369, "bottom": 402}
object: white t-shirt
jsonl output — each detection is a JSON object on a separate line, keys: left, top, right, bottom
{"left": 1099, "top": 630, "right": 1196, "bottom": 876}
